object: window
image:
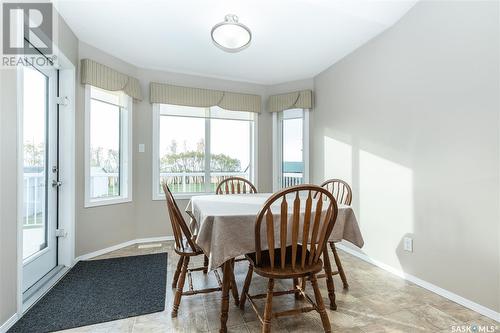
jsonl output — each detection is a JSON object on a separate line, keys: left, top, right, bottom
{"left": 84, "top": 85, "right": 132, "bottom": 207}
{"left": 273, "top": 108, "right": 309, "bottom": 190}
{"left": 152, "top": 104, "right": 256, "bottom": 198}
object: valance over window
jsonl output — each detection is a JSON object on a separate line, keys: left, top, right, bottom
{"left": 267, "top": 90, "right": 313, "bottom": 112}
{"left": 81, "top": 59, "right": 143, "bottom": 101}
{"left": 150, "top": 82, "right": 261, "bottom": 113}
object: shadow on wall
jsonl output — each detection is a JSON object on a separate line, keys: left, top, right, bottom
{"left": 321, "top": 133, "right": 415, "bottom": 273}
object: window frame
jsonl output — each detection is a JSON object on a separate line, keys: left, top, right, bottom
{"left": 152, "top": 103, "right": 258, "bottom": 200}
{"left": 84, "top": 84, "right": 133, "bottom": 207}
{"left": 272, "top": 108, "right": 310, "bottom": 191}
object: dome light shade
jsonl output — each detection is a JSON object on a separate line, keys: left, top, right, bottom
{"left": 211, "top": 14, "right": 251, "bottom": 52}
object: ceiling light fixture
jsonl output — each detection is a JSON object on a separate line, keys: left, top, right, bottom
{"left": 211, "top": 14, "right": 251, "bottom": 53}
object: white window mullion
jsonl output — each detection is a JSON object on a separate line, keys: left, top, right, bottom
{"left": 303, "top": 109, "right": 310, "bottom": 183}
{"left": 204, "top": 116, "right": 211, "bottom": 193}
{"left": 249, "top": 121, "right": 253, "bottom": 183}
{"left": 253, "top": 115, "right": 259, "bottom": 187}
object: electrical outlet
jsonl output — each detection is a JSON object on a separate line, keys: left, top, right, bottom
{"left": 403, "top": 237, "right": 413, "bottom": 252}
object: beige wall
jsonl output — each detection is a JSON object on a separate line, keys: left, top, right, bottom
{"left": 75, "top": 43, "right": 138, "bottom": 256}
{"left": 133, "top": 68, "right": 269, "bottom": 240}
{"left": 312, "top": 0, "right": 499, "bottom": 312}
{"left": 75, "top": 42, "right": 271, "bottom": 251}
{"left": 0, "top": 68, "right": 20, "bottom": 327}
{"left": 2, "top": 0, "right": 499, "bottom": 326}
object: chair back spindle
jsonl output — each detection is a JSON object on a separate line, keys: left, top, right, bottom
{"left": 254, "top": 185, "right": 338, "bottom": 270}
{"left": 320, "top": 179, "right": 352, "bottom": 205}
{"left": 162, "top": 183, "right": 198, "bottom": 252}
{"left": 216, "top": 177, "right": 257, "bottom": 195}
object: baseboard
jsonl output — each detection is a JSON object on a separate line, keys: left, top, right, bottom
{"left": 74, "top": 236, "right": 174, "bottom": 263}
{"left": 0, "top": 313, "right": 18, "bottom": 333}
{"left": 336, "top": 243, "right": 500, "bottom": 323}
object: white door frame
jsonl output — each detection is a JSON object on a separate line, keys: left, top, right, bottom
{"left": 16, "top": 47, "right": 76, "bottom": 315}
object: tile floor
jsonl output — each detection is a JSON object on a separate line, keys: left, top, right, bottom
{"left": 61, "top": 241, "right": 498, "bottom": 333}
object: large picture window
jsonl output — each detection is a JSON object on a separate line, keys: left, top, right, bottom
{"left": 152, "top": 104, "right": 256, "bottom": 198}
{"left": 84, "top": 85, "right": 132, "bottom": 207}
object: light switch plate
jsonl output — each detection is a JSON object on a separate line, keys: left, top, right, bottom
{"left": 138, "top": 144, "right": 145, "bottom": 153}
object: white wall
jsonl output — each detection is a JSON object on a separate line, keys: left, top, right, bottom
{"left": 312, "top": 0, "right": 499, "bottom": 312}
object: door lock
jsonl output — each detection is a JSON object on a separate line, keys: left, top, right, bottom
{"left": 51, "top": 180, "right": 62, "bottom": 188}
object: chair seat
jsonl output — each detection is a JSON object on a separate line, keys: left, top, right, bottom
{"left": 246, "top": 245, "right": 323, "bottom": 279}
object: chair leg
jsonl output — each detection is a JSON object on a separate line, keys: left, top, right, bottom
{"left": 239, "top": 263, "right": 253, "bottom": 310}
{"left": 330, "top": 242, "right": 348, "bottom": 289}
{"left": 322, "top": 245, "right": 337, "bottom": 310}
{"left": 229, "top": 259, "right": 240, "bottom": 306}
{"left": 301, "top": 277, "right": 307, "bottom": 292}
{"left": 203, "top": 255, "right": 209, "bottom": 274}
{"left": 311, "top": 274, "right": 332, "bottom": 333}
{"left": 220, "top": 261, "right": 232, "bottom": 333}
{"left": 293, "top": 278, "right": 300, "bottom": 299}
{"left": 262, "top": 278, "right": 274, "bottom": 333}
{"left": 172, "top": 256, "right": 184, "bottom": 289}
{"left": 172, "top": 256, "right": 189, "bottom": 318}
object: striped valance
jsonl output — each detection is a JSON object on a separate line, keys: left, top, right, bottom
{"left": 81, "top": 59, "right": 143, "bottom": 101}
{"left": 150, "top": 82, "right": 261, "bottom": 113}
{"left": 267, "top": 90, "right": 313, "bottom": 112}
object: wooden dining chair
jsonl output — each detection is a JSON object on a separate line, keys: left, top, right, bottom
{"left": 319, "top": 179, "right": 352, "bottom": 289}
{"left": 239, "top": 185, "right": 338, "bottom": 333}
{"left": 215, "top": 177, "right": 257, "bottom": 195}
{"left": 162, "top": 183, "right": 240, "bottom": 317}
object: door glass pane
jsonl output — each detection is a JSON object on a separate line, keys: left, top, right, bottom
{"left": 89, "top": 99, "right": 121, "bottom": 198}
{"left": 23, "top": 67, "right": 48, "bottom": 260}
{"left": 210, "top": 118, "right": 251, "bottom": 191}
{"left": 281, "top": 109, "right": 304, "bottom": 188}
{"left": 159, "top": 115, "right": 206, "bottom": 193}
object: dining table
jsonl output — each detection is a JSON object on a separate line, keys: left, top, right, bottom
{"left": 185, "top": 192, "right": 364, "bottom": 333}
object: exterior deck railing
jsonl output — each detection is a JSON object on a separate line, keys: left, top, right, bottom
{"left": 24, "top": 171, "right": 305, "bottom": 227}
{"left": 24, "top": 172, "right": 45, "bottom": 228}
{"left": 282, "top": 172, "right": 304, "bottom": 188}
{"left": 159, "top": 171, "right": 248, "bottom": 193}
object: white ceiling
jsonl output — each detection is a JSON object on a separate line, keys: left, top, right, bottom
{"left": 55, "top": 0, "right": 418, "bottom": 85}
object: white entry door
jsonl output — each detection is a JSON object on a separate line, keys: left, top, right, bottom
{"left": 21, "top": 62, "right": 59, "bottom": 292}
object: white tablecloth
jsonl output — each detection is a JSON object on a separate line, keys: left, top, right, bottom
{"left": 186, "top": 193, "right": 364, "bottom": 270}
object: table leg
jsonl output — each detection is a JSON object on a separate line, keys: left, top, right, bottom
{"left": 322, "top": 245, "right": 337, "bottom": 310}
{"left": 229, "top": 259, "right": 240, "bottom": 305}
{"left": 219, "top": 260, "right": 231, "bottom": 333}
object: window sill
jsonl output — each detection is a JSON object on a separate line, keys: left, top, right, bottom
{"left": 84, "top": 196, "right": 132, "bottom": 208}
{"left": 153, "top": 192, "right": 215, "bottom": 201}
